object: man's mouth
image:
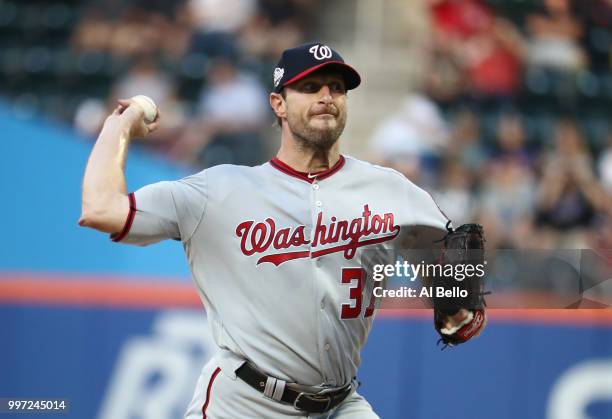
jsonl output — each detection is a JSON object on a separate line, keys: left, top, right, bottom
{"left": 311, "top": 111, "right": 336, "bottom": 118}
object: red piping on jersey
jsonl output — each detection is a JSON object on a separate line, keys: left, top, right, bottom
{"left": 111, "top": 193, "right": 136, "bottom": 242}
{"left": 269, "top": 155, "right": 345, "bottom": 183}
{"left": 202, "top": 367, "right": 221, "bottom": 419}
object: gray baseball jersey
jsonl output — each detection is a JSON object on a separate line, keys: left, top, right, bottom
{"left": 112, "top": 155, "right": 448, "bottom": 389}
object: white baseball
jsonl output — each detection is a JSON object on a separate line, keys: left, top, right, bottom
{"left": 131, "top": 95, "right": 158, "bottom": 123}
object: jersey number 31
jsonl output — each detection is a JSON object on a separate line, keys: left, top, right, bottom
{"left": 341, "top": 268, "right": 376, "bottom": 319}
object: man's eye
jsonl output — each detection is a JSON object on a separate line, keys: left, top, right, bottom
{"left": 302, "top": 83, "right": 319, "bottom": 92}
{"left": 331, "top": 83, "right": 345, "bottom": 92}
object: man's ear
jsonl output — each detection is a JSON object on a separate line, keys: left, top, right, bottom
{"left": 269, "top": 92, "right": 286, "bottom": 119}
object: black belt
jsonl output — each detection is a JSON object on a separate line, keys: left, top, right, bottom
{"left": 235, "top": 362, "right": 353, "bottom": 414}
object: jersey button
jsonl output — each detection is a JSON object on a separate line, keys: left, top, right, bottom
{"left": 316, "top": 201, "right": 322, "bottom": 207}
{"left": 324, "top": 343, "right": 330, "bottom": 351}
{"left": 320, "top": 300, "right": 325, "bottom": 310}
{"left": 312, "top": 184, "right": 319, "bottom": 190}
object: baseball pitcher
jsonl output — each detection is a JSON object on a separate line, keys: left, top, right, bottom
{"left": 79, "top": 43, "right": 486, "bottom": 418}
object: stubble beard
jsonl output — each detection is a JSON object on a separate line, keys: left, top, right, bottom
{"left": 287, "top": 111, "right": 347, "bottom": 152}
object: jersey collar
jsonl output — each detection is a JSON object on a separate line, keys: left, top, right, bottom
{"left": 270, "top": 155, "right": 346, "bottom": 183}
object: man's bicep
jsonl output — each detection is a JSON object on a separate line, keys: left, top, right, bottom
{"left": 403, "top": 179, "right": 451, "bottom": 235}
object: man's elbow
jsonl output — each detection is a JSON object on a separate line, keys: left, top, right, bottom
{"left": 79, "top": 207, "right": 107, "bottom": 230}
{"left": 78, "top": 204, "right": 123, "bottom": 233}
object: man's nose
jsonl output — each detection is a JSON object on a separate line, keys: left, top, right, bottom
{"left": 318, "top": 85, "right": 333, "bottom": 103}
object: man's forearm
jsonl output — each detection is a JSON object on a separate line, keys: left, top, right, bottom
{"left": 78, "top": 115, "right": 132, "bottom": 233}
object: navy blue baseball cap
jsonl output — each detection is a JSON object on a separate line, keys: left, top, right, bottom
{"left": 272, "top": 42, "right": 361, "bottom": 93}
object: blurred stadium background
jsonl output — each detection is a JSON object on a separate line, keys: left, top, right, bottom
{"left": 0, "top": 0, "right": 611, "bottom": 418}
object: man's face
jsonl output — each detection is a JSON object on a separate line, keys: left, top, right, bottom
{"left": 282, "top": 71, "right": 347, "bottom": 150}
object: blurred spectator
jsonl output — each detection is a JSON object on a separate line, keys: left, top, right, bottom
{"left": 71, "top": 11, "right": 114, "bottom": 52}
{"left": 446, "top": 108, "right": 488, "bottom": 173}
{"left": 188, "top": 0, "right": 255, "bottom": 33}
{"left": 478, "top": 153, "right": 537, "bottom": 248}
{"left": 107, "top": 9, "right": 165, "bottom": 57}
{"left": 433, "top": 161, "right": 475, "bottom": 224}
{"left": 489, "top": 111, "right": 535, "bottom": 167}
{"left": 370, "top": 94, "right": 449, "bottom": 159}
{"left": 188, "top": 30, "right": 240, "bottom": 61}
{"left": 381, "top": 154, "right": 424, "bottom": 185}
{"left": 369, "top": 94, "right": 450, "bottom": 186}
{"left": 112, "top": 55, "right": 174, "bottom": 104}
{"left": 526, "top": 0, "right": 587, "bottom": 72}
{"left": 426, "top": 0, "right": 493, "bottom": 106}
{"left": 428, "top": 1, "right": 525, "bottom": 106}
{"left": 424, "top": 44, "right": 467, "bottom": 107}
{"left": 197, "top": 58, "right": 267, "bottom": 126}
{"left": 169, "top": 57, "right": 268, "bottom": 167}
{"left": 462, "top": 18, "right": 525, "bottom": 102}
{"left": 430, "top": 0, "right": 492, "bottom": 40}
{"left": 238, "top": 0, "right": 309, "bottom": 63}
{"left": 536, "top": 119, "right": 607, "bottom": 232}
{"left": 258, "top": 0, "right": 311, "bottom": 26}
{"left": 157, "top": 10, "right": 192, "bottom": 58}
{"left": 598, "top": 134, "right": 612, "bottom": 194}
{"left": 74, "top": 99, "right": 108, "bottom": 137}
{"left": 575, "top": 0, "right": 612, "bottom": 73}
{"left": 72, "top": 5, "right": 189, "bottom": 58}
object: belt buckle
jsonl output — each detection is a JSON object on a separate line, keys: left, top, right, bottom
{"left": 293, "top": 392, "right": 306, "bottom": 411}
{"left": 293, "top": 392, "right": 332, "bottom": 413}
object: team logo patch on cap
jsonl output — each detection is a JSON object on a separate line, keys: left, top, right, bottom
{"left": 309, "top": 44, "right": 332, "bottom": 60}
{"left": 273, "top": 67, "right": 284, "bottom": 87}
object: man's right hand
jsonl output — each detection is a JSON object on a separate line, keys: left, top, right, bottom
{"left": 106, "top": 98, "right": 160, "bottom": 140}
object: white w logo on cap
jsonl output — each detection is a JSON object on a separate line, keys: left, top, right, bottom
{"left": 309, "top": 44, "right": 332, "bottom": 60}
{"left": 273, "top": 67, "right": 284, "bottom": 87}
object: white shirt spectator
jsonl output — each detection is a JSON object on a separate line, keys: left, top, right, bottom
{"left": 369, "top": 94, "right": 449, "bottom": 160}
{"left": 198, "top": 72, "right": 267, "bottom": 127}
{"left": 189, "top": 0, "right": 255, "bottom": 33}
{"left": 598, "top": 146, "right": 612, "bottom": 193}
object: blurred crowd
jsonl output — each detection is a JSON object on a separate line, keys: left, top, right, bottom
{"left": 1, "top": 0, "right": 610, "bottom": 251}
{"left": 70, "top": 0, "right": 314, "bottom": 167}
{"left": 370, "top": 0, "right": 611, "bottom": 250}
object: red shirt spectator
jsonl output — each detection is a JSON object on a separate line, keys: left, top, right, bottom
{"left": 431, "top": 0, "right": 493, "bottom": 39}
{"left": 464, "top": 19, "right": 524, "bottom": 97}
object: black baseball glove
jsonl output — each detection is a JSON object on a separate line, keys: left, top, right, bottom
{"left": 433, "top": 223, "right": 487, "bottom": 347}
